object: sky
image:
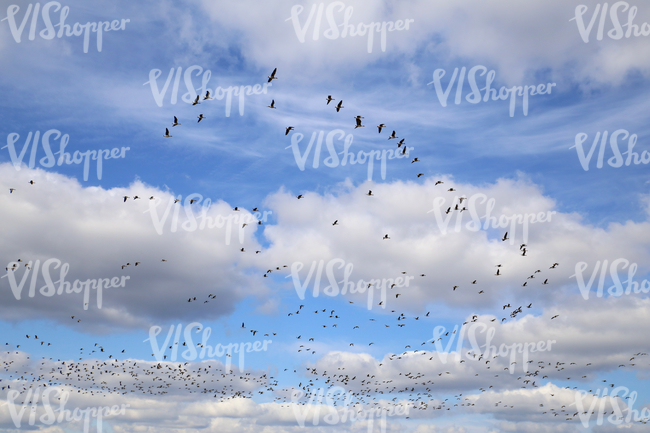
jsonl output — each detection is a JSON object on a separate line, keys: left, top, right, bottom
{"left": 0, "top": 0, "right": 650, "bottom": 432}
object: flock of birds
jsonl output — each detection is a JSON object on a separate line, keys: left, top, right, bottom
{"left": 3, "top": 67, "right": 649, "bottom": 429}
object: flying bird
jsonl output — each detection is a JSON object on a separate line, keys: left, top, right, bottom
{"left": 335, "top": 100, "right": 344, "bottom": 112}
{"left": 268, "top": 68, "right": 278, "bottom": 82}
{"left": 268, "top": 100, "right": 276, "bottom": 109}
{"left": 285, "top": 126, "right": 294, "bottom": 135}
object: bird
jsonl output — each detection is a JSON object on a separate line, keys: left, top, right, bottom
{"left": 383, "top": 234, "right": 390, "bottom": 239}
{"left": 543, "top": 279, "right": 548, "bottom": 285}
{"left": 335, "top": 100, "right": 344, "bottom": 112}
{"left": 9, "top": 188, "right": 15, "bottom": 193}
{"left": 397, "top": 138, "right": 405, "bottom": 147}
{"left": 332, "top": 220, "right": 338, "bottom": 225}
{"left": 411, "top": 158, "right": 419, "bottom": 163}
{"left": 326, "top": 95, "right": 334, "bottom": 105}
{"left": 28, "top": 180, "right": 34, "bottom": 185}
{"left": 502, "top": 232, "right": 508, "bottom": 241}
{"left": 241, "top": 323, "right": 246, "bottom": 329}
{"left": 203, "top": 91, "right": 213, "bottom": 100}
{"left": 163, "top": 128, "right": 172, "bottom": 137}
{"left": 296, "top": 195, "right": 303, "bottom": 199}
{"left": 123, "top": 196, "right": 129, "bottom": 202}
{"left": 192, "top": 95, "right": 200, "bottom": 105}
{"left": 268, "top": 68, "right": 278, "bottom": 82}
{"left": 285, "top": 127, "right": 294, "bottom": 135}
{"left": 388, "top": 131, "right": 398, "bottom": 140}
{"left": 366, "top": 190, "right": 373, "bottom": 196}
{"left": 550, "top": 263, "right": 559, "bottom": 269}
{"left": 268, "top": 100, "right": 276, "bottom": 109}
{"left": 551, "top": 315, "right": 559, "bottom": 319}
{"left": 377, "top": 124, "right": 386, "bottom": 133}
{"left": 354, "top": 117, "right": 364, "bottom": 129}
{"left": 435, "top": 181, "right": 444, "bottom": 185}
{"left": 197, "top": 114, "right": 206, "bottom": 122}
{"left": 417, "top": 173, "right": 424, "bottom": 177}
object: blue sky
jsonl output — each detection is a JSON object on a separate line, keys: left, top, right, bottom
{"left": 1, "top": 1, "right": 650, "bottom": 432}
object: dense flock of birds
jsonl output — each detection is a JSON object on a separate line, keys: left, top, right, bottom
{"left": 3, "top": 68, "right": 649, "bottom": 428}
